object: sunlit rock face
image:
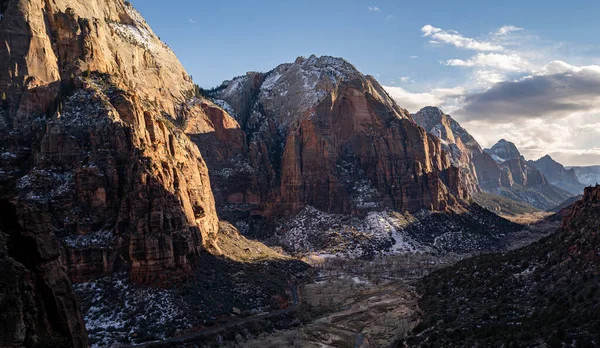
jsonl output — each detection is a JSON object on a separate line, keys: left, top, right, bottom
{"left": 412, "top": 106, "right": 485, "bottom": 193}
{"left": 206, "top": 56, "right": 468, "bottom": 235}
{"left": 0, "top": 0, "right": 220, "bottom": 285}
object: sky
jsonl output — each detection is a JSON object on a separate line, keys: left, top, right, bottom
{"left": 130, "top": 0, "right": 600, "bottom": 166}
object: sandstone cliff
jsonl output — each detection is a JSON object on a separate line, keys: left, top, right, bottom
{"left": 0, "top": 0, "right": 221, "bottom": 285}
{"left": 203, "top": 56, "right": 467, "bottom": 234}
{"left": 412, "top": 106, "right": 486, "bottom": 193}
{"left": 485, "top": 140, "right": 573, "bottom": 209}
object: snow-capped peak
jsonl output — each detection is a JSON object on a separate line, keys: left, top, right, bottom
{"left": 484, "top": 139, "right": 522, "bottom": 161}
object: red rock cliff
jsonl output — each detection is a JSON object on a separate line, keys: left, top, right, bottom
{"left": 0, "top": 0, "right": 219, "bottom": 285}
{"left": 204, "top": 56, "right": 468, "bottom": 233}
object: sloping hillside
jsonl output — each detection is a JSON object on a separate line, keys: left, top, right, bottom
{"left": 404, "top": 186, "right": 600, "bottom": 347}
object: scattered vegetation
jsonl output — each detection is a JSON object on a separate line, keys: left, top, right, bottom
{"left": 473, "top": 192, "right": 540, "bottom": 217}
{"left": 403, "top": 188, "right": 600, "bottom": 347}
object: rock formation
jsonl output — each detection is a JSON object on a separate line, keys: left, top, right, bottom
{"left": 568, "top": 165, "right": 600, "bottom": 187}
{"left": 485, "top": 140, "right": 573, "bottom": 209}
{"left": 413, "top": 108, "right": 574, "bottom": 211}
{"left": 412, "top": 106, "right": 495, "bottom": 192}
{"left": 202, "top": 56, "right": 468, "bottom": 234}
{"left": 528, "top": 155, "right": 586, "bottom": 195}
{"left": 0, "top": 197, "right": 88, "bottom": 347}
{"left": 0, "top": 1, "right": 306, "bottom": 345}
{"left": 0, "top": 0, "right": 223, "bottom": 286}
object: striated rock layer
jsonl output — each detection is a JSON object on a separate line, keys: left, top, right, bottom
{"left": 0, "top": 0, "right": 220, "bottom": 286}
{"left": 204, "top": 56, "right": 468, "bottom": 234}
{"left": 412, "top": 106, "right": 486, "bottom": 193}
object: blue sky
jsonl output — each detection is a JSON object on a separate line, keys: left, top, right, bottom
{"left": 130, "top": 0, "right": 600, "bottom": 88}
{"left": 130, "top": 0, "right": 600, "bottom": 165}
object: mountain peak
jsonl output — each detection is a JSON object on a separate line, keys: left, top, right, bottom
{"left": 485, "top": 139, "right": 522, "bottom": 162}
{"left": 215, "top": 55, "right": 407, "bottom": 131}
{"left": 419, "top": 106, "right": 446, "bottom": 114}
{"left": 529, "top": 154, "right": 586, "bottom": 194}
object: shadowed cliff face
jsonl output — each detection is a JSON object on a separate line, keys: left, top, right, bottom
{"left": 202, "top": 57, "right": 468, "bottom": 235}
{"left": 0, "top": 198, "right": 88, "bottom": 347}
{"left": 528, "top": 155, "right": 586, "bottom": 195}
{"left": 0, "top": 0, "right": 220, "bottom": 285}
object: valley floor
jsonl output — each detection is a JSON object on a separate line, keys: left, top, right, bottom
{"left": 230, "top": 254, "right": 460, "bottom": 348}
{"left": 76, "top": 212, "right": 559, "bottom": 348}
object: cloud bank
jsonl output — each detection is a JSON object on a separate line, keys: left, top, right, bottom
{"left": 383, "top": 25, "right": 600, "bottom": 165}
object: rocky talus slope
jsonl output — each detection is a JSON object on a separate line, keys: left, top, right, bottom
{"left": 404, "top": 185, "right": 600, "bottom": 347}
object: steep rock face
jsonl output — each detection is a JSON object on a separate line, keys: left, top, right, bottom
{"left": 483, "top": 139, "right": 551, "bottom": 188}
{"left": 528, "top": 155, "right": 586, "bottom": 194}
{"left": 0, "top": 0, "right": 219, "bottom": 285}
{"left": 208, "top": 56, "right": 467, "bottom": 233}
{"left": 405, "top": 186, "right": 600, "bottom": 347}
{"left": 413, "top": 110, "right": 572, "bottom": 210}
{"left": 484, "top": 139, "right": 522, "bottom": 162}
{"left": 413, "top": 107, "right": 496, "bottom": 192}
{"left": 0, "top": 198, "right": 88, "bottom": 347}
{"left": 485, "top": 140, "right": 573, "bottom": 210}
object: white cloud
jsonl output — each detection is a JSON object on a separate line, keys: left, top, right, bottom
{"left": 410, "top": 55, "right": 418, "bottom": 59}
{"left": 383, "top": 86, "right": 465, "bottom": 113}
{"left": 412, "top": 24, "right": 600, "bottom": 165}
{"left": 399, "top": 76, "right": 411, "bottom": 82}
{"left": 446, "top": 53, "right": 531, "bottom": 72}
{"left": 368, "top": 6, "right": 381, "bottom": 12}
{"left": 460, "top": 117, "right": 600, "bottom": 166}
{"left": 421, "top": 24, "right": 504, "bottom": 51}
{"left": 385, "top": 15, "right": 396, "bottom": 21}
{"left": 189, "top": 18, "right": 197, "bottom": 24}
{"left": 384, "top": 87, "right": 441, "bottom": 112}
{"left": 494, "top": 25, "right": 523, "bottom": 36}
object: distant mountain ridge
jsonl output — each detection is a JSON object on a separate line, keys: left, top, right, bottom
{"left": 484, "top": 138, "right": 523, "bottom": 163}
{"left": 528, "top": 155, "right": 586, "bottom": 195}
{"left": 413, "top": 107, "right": 574, "bottom": 211}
